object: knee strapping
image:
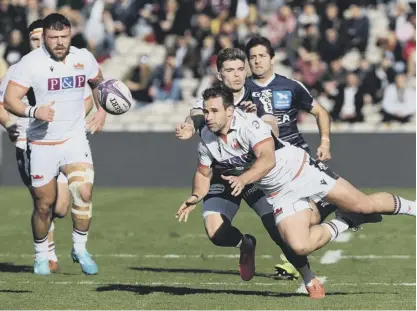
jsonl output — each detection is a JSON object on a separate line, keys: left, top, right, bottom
{"left": 68, "top": 169, "right": 94, "bottom": 219}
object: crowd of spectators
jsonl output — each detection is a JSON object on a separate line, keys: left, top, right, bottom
{"left": 0, "top": 0, "right": 415, "bottom": 124}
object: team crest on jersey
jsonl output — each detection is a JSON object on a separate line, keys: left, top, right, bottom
{"left": 74, "top": 63, "right": 84, "bottom": 69}
{"left": 48, "top": 75, "right": 86, "bottom": 91}
{"left": 232, "top": 139, "right": 240, "bottom": 149}
{"left": 272, "top": 91, "right": 292, "bottom": 109}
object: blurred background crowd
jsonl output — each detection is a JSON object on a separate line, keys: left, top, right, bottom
{"left": 0, "top": 0, "right": 415, "bottom": 131}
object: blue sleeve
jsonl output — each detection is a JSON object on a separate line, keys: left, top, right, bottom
{"left": 293, "top": 80, "right": 314, "bottom": 112}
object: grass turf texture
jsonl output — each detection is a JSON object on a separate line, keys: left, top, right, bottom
{"left": 0, "top": 187, "right": 415, "bottom": 310}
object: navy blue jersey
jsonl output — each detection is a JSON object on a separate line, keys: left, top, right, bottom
{"left": 246, "top": 74, "right": 313, "bottom": 150}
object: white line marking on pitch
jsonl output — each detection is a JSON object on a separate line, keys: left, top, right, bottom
{"left": 320, "top": 250, "right": 343, "bottom": 264}
{"left": 320, "top": 252, "right": 411, "bottom": 264}
{"left": 334, "top": 232, "right": 352, "bottom": 243}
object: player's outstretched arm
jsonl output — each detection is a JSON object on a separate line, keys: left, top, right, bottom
{"left": 176, "top": 108, "right": 205, "bottom": 140}
{"left": 87, "top": 69, "right": 107, "bottom": 134}
{"left": 176, "top": 165, "right": 212, "bottom": 222}
{"left": 310, "top": 103, "right": 331, "bottom": 161}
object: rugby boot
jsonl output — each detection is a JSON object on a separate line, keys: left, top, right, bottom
{"left": 239, "top": 234, "right": 256, "bottom": 281}
{"left": 71, "top": 249, "right": 98, "bottom": 275}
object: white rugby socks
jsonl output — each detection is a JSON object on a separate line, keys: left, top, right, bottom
{"left": 321, "top": 219, "right": 349, "bottom": 241}
{"left": 72, "top": 229, "right": 88, "bottom": 253}
{"left": 392, "top": 195, "right": 416, "bottom": 216}
{"left": 34, "top": 236, "right": 49, "bottom": 261}
{"left": 47, "top": 221, "right": 58, "bottom": 262}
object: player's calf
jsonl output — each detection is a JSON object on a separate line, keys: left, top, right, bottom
{"left": 325, "top": 178, "right": 415, "bottom": 216}
{"left": 66, "top": 166, "right": 98, "bottom": 275}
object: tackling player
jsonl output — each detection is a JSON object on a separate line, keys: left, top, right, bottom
{"left": 175, "top": 48, "right": 324, "bottom": 299}
{"left": 243, "top": 36, "right": 379, "bottom": 276}
{"left": 177, "top": 87, "right": 414, "bottom": 296}
{"left": 4, "top": 13, "right": 106, "bottom": 275}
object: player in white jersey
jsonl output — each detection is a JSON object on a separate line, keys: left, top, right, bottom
{"left": 177, "top": 87, "right": 415, "bottom": 287}
{"left": 4, "top": 13, "right": 107, "bottom": 275}
{"left": 0, "top": 19, "right": 97, "bottom": 273}
{"left": 175, "top": 48, "right": 326, "bottom": 298}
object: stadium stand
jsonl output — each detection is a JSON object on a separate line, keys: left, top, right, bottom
{"left": 0, "top": 0, "right": 415, "bottom": 132}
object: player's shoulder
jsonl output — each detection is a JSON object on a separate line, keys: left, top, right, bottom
{"left": 18, "top": 47, "right": 43, "bottom": 63}
{"left": 70, "top": 46, "right": 95, "bottom": 59}
{"left": 233, "top": 110, "right": 264, "bottom": 133}
{"left": 244, "top": 77, "right": 257, "bottom": 89}
{"left": 199, "top": 126, "right": 216, "bottom": 143}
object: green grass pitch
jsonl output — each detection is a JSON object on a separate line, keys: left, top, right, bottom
{"left": 0, "top": 187, "right": 415, "bottom": 309}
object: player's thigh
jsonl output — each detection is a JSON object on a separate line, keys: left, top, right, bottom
{"left": 28, "top": 143, "right": 60, "bottom": 190}
{"left": 275, "top": 199, "right": 313, "bottom": 250}
{"left": 202, "top": 194, "right": 241, "bottom": 237}
{"left": 242, "top": 184, "right": 273, "bottom": 218}
{"left": 324, "top": 177, "right": 371, "bottom": 214}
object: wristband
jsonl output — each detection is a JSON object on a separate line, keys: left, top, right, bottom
{"left": 24, "top": 106, "right": 31, "bottom": 117}
{"left": 191, "top": 194, "right": 199, "bottom": 199}
{"left": 321, "top": 137, "right": 330, "bottom": 142}
{"left": 32, "top": 107, "right": 38, "bottom": 119}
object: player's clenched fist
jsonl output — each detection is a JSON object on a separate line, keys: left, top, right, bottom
{"left": 175, "top": 123, "right": 195, "bottom": 140}
{"left": 34, "top": 101, "right": 55, "bottom": 122}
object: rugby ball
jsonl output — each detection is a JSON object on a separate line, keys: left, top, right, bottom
{"left": 97, "top": 79, "right": 133, "bottom": 115}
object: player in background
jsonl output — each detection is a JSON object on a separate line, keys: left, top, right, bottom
{"left": 243, "top": 36, "right": 383, "bottom": 276}
{"left": 177, "top": 87, "right": 414, "bottom": 296}
{"left": 175, "top": 48, "right": 325, "bottom": 299}
{"left": 4, "top": 13, "right": 106, "bottom": 275}
{"left": 0, "top": 19, "right": 97, "bottom": 272}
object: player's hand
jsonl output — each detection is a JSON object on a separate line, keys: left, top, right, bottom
{"left": 241, "top": 101, "right": 257, "bottom": 114}
{"left": 316, "top": 144, "right": 331, "bottom": 162}
{"left": 176, "top": 195, "right": 201, "bottom": 222}
{"left": 5, "top": 122, "right": 18, "bottom": 142}
{"left": 175, "top": 123, "right": 195, "bottom": 140}
{"left": 221, "top": 175, "right": 246, "bottom": 196}
{"left": 87, "top": 107, "right": 107, "bottom": 134}
{"left": 34, "top": 101, "right": 55, "bottom": 122}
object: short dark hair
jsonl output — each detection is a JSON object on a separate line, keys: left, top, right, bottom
{"left": 202, "top": 86, "right": 234, "bottom": 109}
{"left": 43, "top": 13, "right": 71, "bottom": 31}
{"left": 245, "top": 36, "right": 275, "bottom": 59}
{"left": 28, "top": 19, "right": 43, "bottom": 34}
{"left": 216, "top": 48, "right": 246, "bottom": 71}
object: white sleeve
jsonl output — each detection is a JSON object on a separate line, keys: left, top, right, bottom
{"left": 192, "top": 97, "right": 204, "bottom": 110}
{"left": 243, "top": 118, "right": 273, "bottom": 151}
{"left": 197, "top": 141, "right": 213, "bottom": 168}
{"left": 10, "top": 57, "right": 32, "bottom": 89}
{"left": 84, "top": 49, "right": 100, "bottom": 81}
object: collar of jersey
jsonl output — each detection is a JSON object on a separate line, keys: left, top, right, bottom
{"left": 230, "top": 109, "right": 245, "bottom": 131}
{"left": 250, "top": 73, "right": 276, "bottom": 88}
{"left": 41, "top": 45, "right": 75, "bottom": 59}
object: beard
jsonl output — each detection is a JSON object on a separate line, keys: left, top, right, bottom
{"left": 45, "top": 43, "right": 70, "bottom": 61}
